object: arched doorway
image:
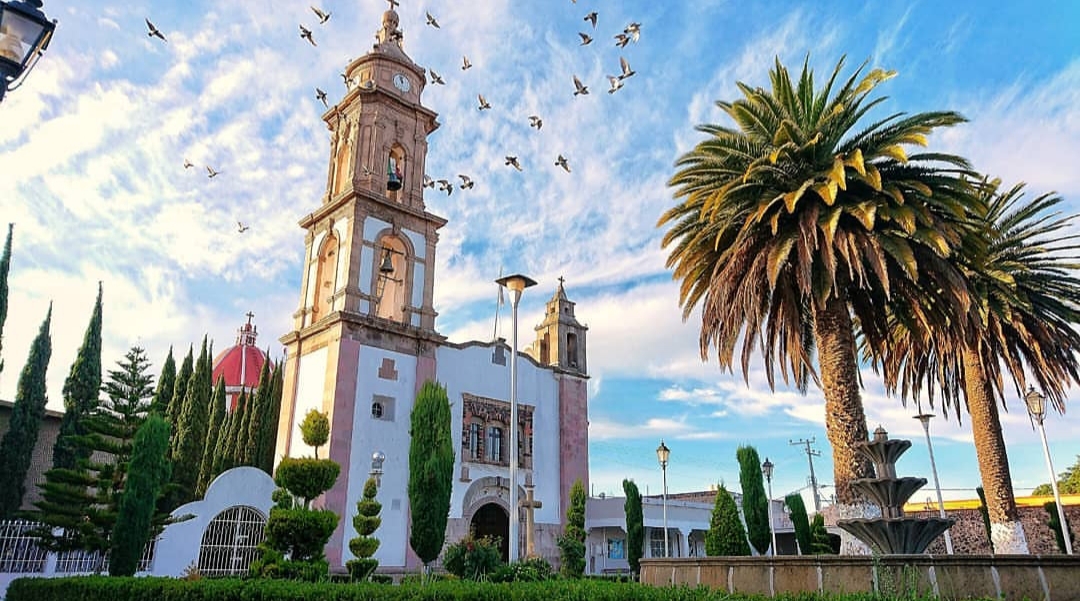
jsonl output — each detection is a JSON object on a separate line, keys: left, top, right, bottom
{"left": 470, "top": 502, "right": 509, "bottom": 562}
{"left": 197, "top": 505, "right": 267, "bottom": 577}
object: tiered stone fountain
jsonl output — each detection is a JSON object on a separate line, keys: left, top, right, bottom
{"left": 837, "top": 426, "right": 954, "bottom": 554}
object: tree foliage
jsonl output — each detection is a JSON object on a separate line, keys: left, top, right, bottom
{"left": 110, "top": 414, "right": 171, "bottom": 576}
{"left": 245, "top": 357, "right": 273, "bottom": 471}
{"left": 53, "top": 283, "right": 103, "bottom": 470}
{"left": 170, "top": 337, "right": 211, "bottom": 506}
{"left": 976, "top": 486, "right": 994, "bottom": 553}
{"left": 0, "top": 223, "right": 12, "bottom": 377}
{"left": 705, "top": 483, "right": 750, "bottom": 556}
{"left": 559, "top": 478, "right": 587, "bottom": 577}
{"left": 784, "top": 493, "right": 813, "bottom": 555}
{"left": 150, "top": 347, "right": 175, "bottom": 417}
{"left": 347, "top": 477, "right": 383, "bottom": 581}
{"left": 197, "top": 376, "right": 227, "bottom": 495}
{"left": 1034, "top": 455, "right": 1080, "bottom": 496}
{"left": 1044, "top": 501, "right": 1076, "bottom": 554}
{"left": 809, "top": 513, "right": 835, "bottom": 554}
{"left": 274, "top": 457, "right": 340, "bottom": 508}
{"left": 736, "top": 446, "right": 770, "bottom": 554}
{"left": 166, "top": 346, "right": 193, "bottom": 433}
{"left": 622, "top": 479, "right": 644, "bottom": 576}
{"left": 299, "top": 408, "right": 330, "bottom": 458}
{"left": 407, "top": 380, "right": 454, "bottom": 567}
{"left": 0, "top": 306, "right": 51, "bottom": 519}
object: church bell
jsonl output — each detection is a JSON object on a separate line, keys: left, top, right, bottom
{"left": 379, "top": 248, "right": 395, "bottom": 274}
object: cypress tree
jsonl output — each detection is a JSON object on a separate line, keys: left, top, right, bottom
{"left": 622, "top": 478, "right": 644, "bottom": 577}
{"left": 736, "top": 445, "right": 771, "bottom": 554}
{"left": 110, "top": 414, "right": 171, "bottom": 576}
{"left": 784, "top": 493, "right": 813, "bottom": 555}
{"left": 976, "top": 486, "right": 994, "bottom": 553}
{"left": 261, "top": 361, "right": 285, "bottom": 472}
{"left": 559, "top": 478, "right": 587, "bottom": 577}
{"left": 150, "top": 347, "right": 176, "bottom": 416}
{"left": 407, "top": 380, "right": 454, "bottom": 568}
{"left": 53, "top": 283, "right": 104, "bottom": 470}
{"left": 167, "top": 345, "right": 194, "bottom": 436}
{"left": 197, "top": 376, "right": 227, "bottom": 494}
{"left": 809, "top": 514, "right": 834, "bottom": 554}
{"left": 245, "top": 358, "right": 272, "bottom": 469}
{"left": 223, "top": 389, "right": 248, "bottom": 470}
{"left": 1044, "top": 501, "right": 1076, "bottom": 554}
{"left": 0, "top": 223, "right": 12, "bottom": 377}
{"left": 210, "top": 408, "right": 233, "bottom": 477}
{"left": 171, "top": 337, "right": 211, "bottom": 505}
{"left": 705, "top": 483, "right": 751, "bottom": 556}
{"left": 0, "top": 306, "right": 52, "bottom": 518}
{"left": 237, "top": 385, "right": 257, "bottom": 465}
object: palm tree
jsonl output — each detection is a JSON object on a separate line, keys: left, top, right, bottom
{"left": 874, "top": 178, "right": 1080, "bottom": 553}
{"left": 660, "top": 56, "right": 975, "bottom": 536}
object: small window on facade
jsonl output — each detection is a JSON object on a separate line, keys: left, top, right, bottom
{"left": 487, "top": 426, "right": 503, "bottom": 463}
{"left": 468, "top": 422, "right": 482, "bottom": 460}
{"left": 372, "top": 395, "right": 395, "bottom": 421}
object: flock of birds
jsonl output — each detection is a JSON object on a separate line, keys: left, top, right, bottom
{"left": 144, "top": 3, "right": 645, "bottom": 218}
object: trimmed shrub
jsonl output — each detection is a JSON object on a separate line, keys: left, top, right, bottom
{"left": 263, "top": 507, "right": 338, "bottom": 560}
{"left": 346, "top": 477, "right": 383, "bottom": 581}
{"left": 622, "top": 479, "right": 644, "bottom": 576}
{"left": 492, "top": 556, "right": 554, "bottom": 582}
{"left": 705, "top": 483, "right": 750, "bottom": 556}
{"left": 442, "top": 532, "right": 503, "bottom": 581}
{"left": 274, "top": 457, "right": 340, "bottom": 507}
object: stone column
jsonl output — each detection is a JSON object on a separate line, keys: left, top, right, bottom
{"left": 680, "top": 528, "right": 692, "bottom": 558}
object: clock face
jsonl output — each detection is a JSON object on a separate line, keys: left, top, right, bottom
{"left": 393, "top": 73, "right": 411, "bottom": 92}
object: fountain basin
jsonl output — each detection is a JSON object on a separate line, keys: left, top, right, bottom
{"left": 836, "top": 516, "right": 955, "bottom": 555}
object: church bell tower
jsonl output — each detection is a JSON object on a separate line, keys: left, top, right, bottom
{"left": 275, "top": 3, "right": 446, "bottom": 568}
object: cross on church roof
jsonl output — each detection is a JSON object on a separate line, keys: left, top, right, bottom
{"left": 386, "top": 0, "right": 399, "bottom": 9}
{"left": 245, "top": 311, "right": 255, "bottom": 325}
{"left": 558, "top": 276, "right": 565, "bottom": 286}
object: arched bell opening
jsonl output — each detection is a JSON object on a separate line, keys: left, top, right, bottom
{"left": 387, "top": 145, "right": 406, "bottom": 199}
{"left": 312, "top": 232, "right": 339, "bottom": 319}
{"left": 373, "top": 235, "right": 408, "bottom": 322}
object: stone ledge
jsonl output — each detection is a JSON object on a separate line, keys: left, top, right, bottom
{"left": 640, "top": 555, "right": 1080, "bottom": 600}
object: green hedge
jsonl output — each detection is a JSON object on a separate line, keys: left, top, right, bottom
{"left": 5, "top": 576, "right": 932, "bottom": 601}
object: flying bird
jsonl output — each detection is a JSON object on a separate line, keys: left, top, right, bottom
{"left": 462, "top": 55, "right": 472, "bottom": 70}
{"left": 237, "top": 221, "right": 250, "bottom": 233}
{"left": 614, "top": 33, "right": 630, "bottom": 48}
{"left": 584, "top": 11, "right": 598, "bottom": 28}
{"left": 607, "top": 75, "right": 623, "bottom": 94}
{"left": 183, "top": 158, "right": 194, "bottom": 169}
{"left": 624, "top": 22, "right": 641, "bottom": 42}
{"left": 528, "top": 115, "right": 543, "bottom": 130}
{"left": 555, "top": 154, "right": 571, "bottom": 173}
{"left": 310, "top": 6, "right": 331, "bottom": 24}
{"left": 426, "top": 11, "right": 440, "bottom": 28}
{"left": 428, "top": 69, "right": 445, "bottom": 85}
{"left": 458, "top": 174, "right": 474, "bottom": 189}
{"left": 578, "top": 32, "right": 593, "bottom": 46}
{"left": 423, "top": 174, "right": 435, "bottom": 188}
{"left": 477, "top": 94, "right": 491, "bottom": 110}
{"left": 505, "top": 156, "right": 523, "bottom": 171}
{"left": 572, "top": 75, "right": 589, "bottom": 96}
{"left": 618, "top": 56, "right": 636, "bottom": 80}
{"left": 206, "top": 165, "right": 220, "bottom": 178}
{"left": 436, "top": 179, "right": 453, "bottom": 195}
{"left": 300, "top": 24, "right": 317, "bottom": 46}
{"left": 316, "top": 87, "right": 328, "bottom": 107}
{"left": 145, "top": 18, "right": 167, "bottom": 42}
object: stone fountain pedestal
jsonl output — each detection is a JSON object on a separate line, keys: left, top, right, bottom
{"left": 837, "top": 426, "right": 954, "bottom": 555}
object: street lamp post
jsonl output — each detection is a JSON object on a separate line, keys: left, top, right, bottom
{"left": 913, "top": 413, "right": 954, "bottom": 554}
{"left": 0, "top": 0, "right": 56, "bottom": 103}
{"left": 370, "top": 450, "right": 385, "bottom": 487}
{"left": 656, "top": 440, "right": 670, "bottom": 557}
{"left": 1024, "top": 386, "right": 1073, "bottom": 555}
{"left": 762, "top": 458, "right": 776, "bottom": 556}
{"left": 495, "top": 273, "right": 536, "bottom": 562}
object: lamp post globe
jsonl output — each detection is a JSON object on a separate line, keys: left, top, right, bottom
{"left": 495, "top": 272, "right": 536, "bottom": 562}
{"left": 0, "top": 0, "right": 56, "bottom": 102}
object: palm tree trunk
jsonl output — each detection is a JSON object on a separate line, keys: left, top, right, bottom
{"left": 963, "top": 347, "right": 1029, "bottom": 554}
{"left": 814, "top": 292, "right": 875, "bottom": 553}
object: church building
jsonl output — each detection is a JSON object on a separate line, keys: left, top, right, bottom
{"left": 273, "top": 6, "right": 590, "bottom": 570}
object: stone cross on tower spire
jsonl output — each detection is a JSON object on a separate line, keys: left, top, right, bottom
{"left": 376, "top": 0, "right": 404, "bottom": 46}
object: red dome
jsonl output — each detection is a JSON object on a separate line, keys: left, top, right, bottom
{"left": 212, "top": 344, "right": 267, "bottom": 389}
{"left": 211, "top": 315, "right": 269, "bottom": 391}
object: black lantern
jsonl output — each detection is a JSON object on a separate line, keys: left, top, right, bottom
{"left": 0, "top": 0, "right": 56, "bottom": 102}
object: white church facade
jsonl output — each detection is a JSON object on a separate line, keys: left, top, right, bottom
{"left": 271, "top": 5, "right": 590, "bottom": 571}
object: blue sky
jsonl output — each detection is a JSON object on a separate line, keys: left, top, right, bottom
{"left": 1, "top": 1, "right": 1078, "bottom": 507}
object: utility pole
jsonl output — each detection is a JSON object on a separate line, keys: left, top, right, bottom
{"left": 790, "top": 438, "right": 822, "bottom": 512}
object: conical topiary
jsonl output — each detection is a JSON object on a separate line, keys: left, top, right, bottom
{"left": 346, "top": 477, "right": 382, "bottom": 581}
